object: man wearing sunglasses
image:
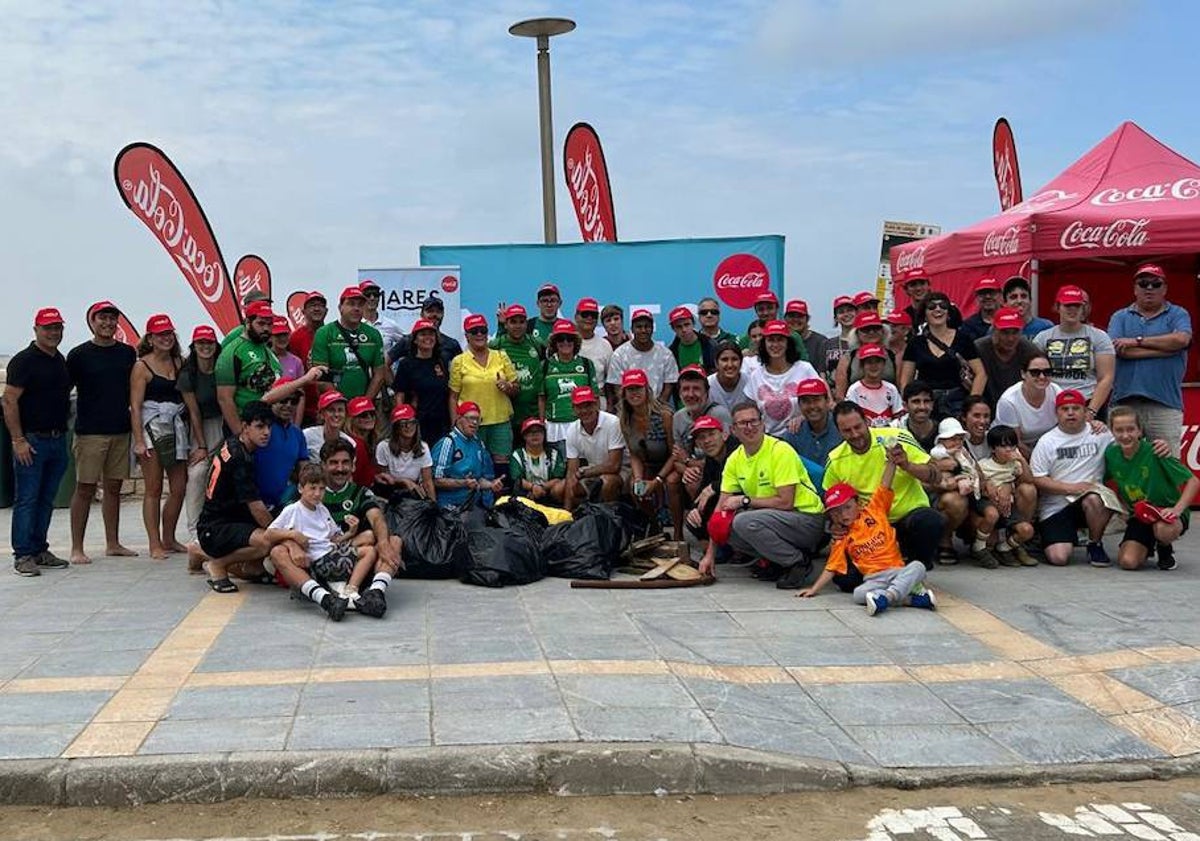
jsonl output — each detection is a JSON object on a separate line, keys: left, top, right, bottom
{"left": 254, "top": 377, "right": 312, "bottom": 513}
{"left": 1108, "top": 264, "right": 1193, "bottom": 457}
{"left": 696, "top": 297, "right": 738, "bottom": 346}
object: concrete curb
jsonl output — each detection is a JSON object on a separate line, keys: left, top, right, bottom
{"left": 1, "top": 744, "right": 1197, "bottom": 806}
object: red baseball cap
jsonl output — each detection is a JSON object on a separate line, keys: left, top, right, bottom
{"left": 410, "top": 318, "right": 437, "bottom": 334}
{"left": 1055, "top": 285, "right": 1087, "bottom": 305}
{"left": 974, "top": 277, "right": 1002, "bottom": 293}
{"left": 898, "top": 270, "right": 930, "bottom": 285}
{"left": 852, "top": 291, "right": 879, "bottom": 307}
{"left": 621, "top": 368, "right": 649, "bottom": 388}
{"left": 754, "top": 291, "right": 779, "bottom": 307}
{"left": 833, "top": 295, "right": 854, "bottom": 310}
{"left": 347, "top": 396, "right": 374, "bottom": 417}
{"left": 630, "top": 308, "right": 654, "bottom": 323}
{"left": 1055, "top": 389, "right": 1087, "bottom": 408}
{"left": 576, "top": 297, "right": 600, "bottom": 314}
{"left": 503, "top": 303, "right": 527, "bottom": 320}
{"left": 463, "top": 313, "right": 488, "bottom": 332}
{"left": 761, "top": 319, "right": 790, "bottom": 337}
{"left": 885, "top": 310, "right": 912, "bottom": 326}
{"left": 707, "top": 509, "right": 735, "bottom": 545}
{"left": 359, "top": 278, "right": 380, "bottom": 291}
{"left": 668, "top": 305, "right": 693, "bottom": 325}
{"left": 245, "top": 300, "right": 274, "bottom": 320}
{"left": 1134, "top": 263, "right": 1165, "bottom": 279}
{"left": 537, "top": 283, "right": 560, "bottom": 298}
{"left": 391, "top": 404, "right": 416, "bottom": 422}
{"left": 784, "top": 299, "right": 808, "bottom": 316}
{"left": 87, "top": 300, "right": 119, "bottom": 320}
{"left": 304, "top": 291, "right": 327, "bottom": 306}
{"left": 339, "top": 285, "right": 366, "bottom": 302}
{"left": 317, "top": 391, "right": 347, "bottom": 411}
{"left": 992, "top": 307, "right": 1024, "bottom": 331}
{"left": 678, "top": 364, "right": 707, "bottom": 381}
{"left": 145, "top": 314, "right": 175, "bottom": 335}
{"left": 857, "top": 343, "right": 886, "bottom": 361}
{"left": 457, "top": 401, "right": 482, "bottom": 417}
{"left": 550, "top": 318, "right": 578, "bottom": 337}
{"left": 271, "top": 316, "right": 290, "bottom": 335}
{"left": 691, "top": 415, "right": 724, "bottom": 433}
{"left": 853, "top": 311, "right": 883, "bottom": 330}
{"left": 795, "top": 378, "right": 829, "bottom": 397}
{"left": 192, "top": 325, "right": 218, "bottom": 343}
{"left": 571, "top": 386, "right": 599, "bottom": 406}
{"left": 824, "top": 483, "right": 858, "bottom": 510}
{"left": 520, "top": 416, "right": 547, "bottom": 436}
{"left": 34, "top": 307, "right": 64, "bottom": 327}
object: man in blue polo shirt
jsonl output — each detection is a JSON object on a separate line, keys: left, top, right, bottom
{"left": 1108, "top": 263, "right": 1193, "bottom": 458}
{"left": 254, "top": 377, "right": 309, "bottom": 512}
{"left": 782, "top": 378, "right": 841, "bottom": 471}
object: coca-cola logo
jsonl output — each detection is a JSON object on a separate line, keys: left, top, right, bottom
{"left": 567, "top": 147, "right": 608, "bottom": 242}
{"left": 995, "top": 149, "right": 1019, "bottom": 212}
{"left": 441, "top": 275, "right": 459, "bottom": 294}
{"left": 1180, "top": 424, "right": 1200, "bottom": 473}
{"left": 895, "top": 245, "right": 926, "bottom": 273}
{"left": 1090, "top": 178, "right": 1200, "bottom": 207}
{"left": 563, "top": 124, "right": 618, "bottom": 243}
{"left": 285, "top": 290, "right": 307, "bottom": 331}
{"left": 1059, "top": 218, "right": 1150, "bottom": 251}
{"left": 713, "top": 253, "right": 770, "bottom": 309}
{"left": 983, "top": 225, "right": 1021, "bottom": 257}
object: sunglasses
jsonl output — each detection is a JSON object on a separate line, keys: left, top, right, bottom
{"left": 1026, "top": 368, "right": 1052, "bottom": 377}
{"left": 578, "top": 311, "right": 598, "bottom": 318}
{"left": 698, "top": 308, "right": 720, "bottom": 316}
{"left": 466, "top": 327, "right": 489, "bottom": 336}
{"left": 1136, "top": 279, "right": 1164, "bottom": 289}
{"left": 926, "top": 301, "right": 949, "bottom": 311}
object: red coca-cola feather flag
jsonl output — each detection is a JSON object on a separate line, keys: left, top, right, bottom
{"left": 992, "top": 118, "right": 1024, "bottom": 212}
{"left": 563, "top": 122, "right": 618, "bottom": 242}
{"left": 113, "top": 143, "right": 241, "bottom": 334}
{"left": 285, "top": 290, "right": 308, "bottom": 332}
{"left": 114, "top": 310, "right": 140, "bottom": 348}
{"left": 234, "top": 254, "right": 272, "bottom": 306}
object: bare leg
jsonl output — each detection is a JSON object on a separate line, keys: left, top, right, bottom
{"left": 162, "top": 464, "right": 188, "bottom": 552}
{"left": 102, "top": 478, "right": 137, "bottom": 556}
{"left": 666, "top": 472, "right": 685, "bottom": 541}
{"left": 70, "top": 482, "right": 97, "bottom": 564}
{"left": 1081, "top": 494, "right": 1112, "bottom": 542}
{"left": 348, "top": 545, "right": 377, "bottom": 590}
{"left": 142, "top": 452, "right": 167, "bottom": 559}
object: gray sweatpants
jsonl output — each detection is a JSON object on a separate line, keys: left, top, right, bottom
{"left": 728, "top": 509, "right": 826, "bottom": 569}
{"left": 851, "top": 561, "right": 927, "bottom": 605}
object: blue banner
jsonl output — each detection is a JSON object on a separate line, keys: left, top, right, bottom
{"left": 419, "top": 236, "right": 784, "bottom": 330}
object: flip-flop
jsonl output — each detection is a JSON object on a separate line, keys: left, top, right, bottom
{"left": 206, "top": 577, "right": 239, "bottom": 594}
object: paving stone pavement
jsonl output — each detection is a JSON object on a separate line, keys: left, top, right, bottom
{"left": 0, "top": 500, "right": 1198, "bottom": 774}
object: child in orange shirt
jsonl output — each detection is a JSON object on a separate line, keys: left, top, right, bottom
{"left": 796, "top": 451, "right": 936, "bottom": 615}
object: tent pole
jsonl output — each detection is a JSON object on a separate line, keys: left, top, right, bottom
{"left": 1030, "top": 258, "right": 1040, "bottom": 318}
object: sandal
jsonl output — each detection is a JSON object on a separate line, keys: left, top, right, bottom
{"left": 206, "top": 577, "right": 239, "bottom": 594}
{"left": 937, "top": 547, "right": 959, "bottom": 565}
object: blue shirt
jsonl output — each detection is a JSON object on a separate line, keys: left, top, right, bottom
{"left": 1022, "top": 317, "right": 1054, "bottom": 338}
{"left": 780, "top": 415, "right": 842, "bottom": 467}
{"left": 431, "top": 427, "right": 495, "bottom": 508}
{"left": 1108, "top": 302, "right": 1192, "bottom": 410}
{"left": 254, "top": 420, "right": 308, "bottom": 509}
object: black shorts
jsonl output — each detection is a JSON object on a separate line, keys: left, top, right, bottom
{"left": 198, "top": 521, "right": 259, "bottom": 560}
{"left": 1122, "top": 516, "right": 1189, "bottom": 549}
{"left": 1038, "top": 501, "right": 1086, "bottom": 547}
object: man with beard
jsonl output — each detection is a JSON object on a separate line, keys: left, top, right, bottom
{"left": 974, "top": 307, "right": 1041, "bottom": 408}
{"left": 310, "top": 286, "right": 388, "bottom": 402}
{"left": 893, "top": 381, "right": 938, "bottom": 452}
{"left": 216, "top": 301, "right": 282, "bottom": 434}
{"left": 606, "top": 309, "right": 679, "bottom": 407}
{"left": 289, "top": 291, "right": 327, "bottom": 426}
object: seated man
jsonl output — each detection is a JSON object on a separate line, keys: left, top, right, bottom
{"left": 782, "top": 378, "right": 842, "bottom": 467}
{"left": 315, "top": 439, "right": 402, "bottom": 616}
{"left": 715, "top": 401, "right": 826, "bottom": 589}
{"left": 432, "top": 401, "right": 503, "bottom": 510}
{"left": 668, "top": 365, "right": 733, "bottom": 539}
{"left": 891, "top": 380, "right": 937, "bottom": 452}
{"left": 687, "top": 415, "right": 735, "bottom": 577}
{"left": 825, "top": 401, "right": 945, "bottom": 571}
{"left": 193, "top": 401, "right": 291, "bottom": 593}
{"left": 564, "top": 386, "right": 626, "bottom": 509}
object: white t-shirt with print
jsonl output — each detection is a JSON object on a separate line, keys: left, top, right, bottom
{"left": 374, "top": 439, "right": 434, "bottom": 482}
{"left": 580, "top": 334, "right": 614, "bottom": 396}
{"left": 845, "top": 379, "right": 904, "bottom": 427}
{"left": 565, "top": 411, "right": 626, "bottom": 467}
{"left": 606, "top": 341, "right": 679, "bottom": 396}
{"left": 742, "top": 360, "right": 819, "bottom": 435}
{"left": 1030, "top": 424, "right": 1114, "bottom": 518}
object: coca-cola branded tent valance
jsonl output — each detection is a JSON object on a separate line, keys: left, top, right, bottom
{"left": 891, "top": 121, "right": 1200, "bottom": 279}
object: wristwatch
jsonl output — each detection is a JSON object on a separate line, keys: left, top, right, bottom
{"left": 741, "top": 495, "right": 751, "bottom": 510}
{"left": 1136, "top": 336, "right": 1144, "bottom": 346}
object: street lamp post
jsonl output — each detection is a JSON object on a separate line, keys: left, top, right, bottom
{"left": 509, "top": 17, "right": 576, "bottom": 245}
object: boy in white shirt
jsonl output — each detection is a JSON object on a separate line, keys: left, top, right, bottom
{"left": 844, "top": 344, "right": 903, "bottom": 427}
{"left": 268, "top": 463, "right": 376, "bottom": 621}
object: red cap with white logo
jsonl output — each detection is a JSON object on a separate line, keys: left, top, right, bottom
{"left": 785, "top": 299, "right": 808, "bottom": 316}
{"left": 192, "top": 325, "right": 218, "bottom": 343}
{"left": 975, "top": 277, "right": 1002, "bottom": 293}
{"left": 754, "top": 291, "right": 779, "bottom": 306}
{"left": 833, "top": 295, "right": 854, "bottom": 310}
{"left": 347, "top": 396, "right": 374, "bottom": 417}
{"left": 145, "top": 314, "right": 175, "bottom": 335}
{"left": 1056, "top": 389, "right": 1087, "bottom": 408}
{"left": 463, "top": 314, "right": 488, "bottom": 332}
{"left": 691, "top": 415, "right": 724, "bottom": 433}
{"left": 795, "top": 378, "right": 829, "bottom": 397}
{"left": 576, "top": 297, "right": 600, "bottom": 314}
{"left": 621, "top": 368, "right": 649, "bottom": 388}
{"left": 503, "top": 304, "right": 527, "bottom": 320}
{"left": 571, "top": 386, "right": 598, "bottom": 406}
{"left": 35, "top": 307, "right": 64, "bottom": 327}
{"left": 550, "top": 319, "right": 578, "bottom": 337}
{"left": 992, "top": 307, "right": 1024, "bottom": 331}
{"left": 271, "top": 316, "right": 290, "bottom": 335}
{"left": 824, "top": 483, "right": 858, "bottom": 510}
{"left": 1135, "top": 263, "right": 1165, "bottom": 279}
{"left": 391, "top": 404, "right": 416, "bottom": 422}
{"left": 317, "top": 391, "right": 347, "bottom": 411}
{"left": 857, "top": 343, "right": 886, "bottom": 361}
{"left": 339, "top": 285, "right": 366, "bottom": 302}
{"left": 852, "top": 291, "right": 879, "bottom": 307}
{"left": 761, "top": 320, "right": 790, "bottom": 337}
{"left": 630, "top": 308, "right": 654, "bottom": 323}
{"left": 668, "top": 305, "right": 693, "bottom": 325}
{"left": 1055, "top": 285, "right": 1087, "bottom": 305}
{"left": 853, "top": 311, "right": 883, "bottom": 330}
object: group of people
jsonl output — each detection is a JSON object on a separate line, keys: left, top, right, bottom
{"left": 3, "top": 261, "right": 1192, "bottom": 620}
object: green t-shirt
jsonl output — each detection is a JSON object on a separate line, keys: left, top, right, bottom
{"left": 510, "top": 447, "right": 566, "bottom": 485}
{"left": 702, "top": 328, "right": 739, "bottom": 347}
{"left": 530, "top": 317, "right": 557, "bottom": 346}
{"left": 214, "top": 336, "right": 283, "bottom": 412}
{"left": 542, "top": 355, "right": 598, "bottom": 423}
{"left": 1104, "top": 440, "right": 1193, "bottom": 524}
{"left": 491, "top": 333, "right": 544, "bottom": 421}
{"left": 309, "top": 321, "right": 385, "bottom": 400}
{"left": 720, "top": 435, "right": 823, "bottom": 514}
{"left": 675, "top": 339, "right": 703, "bottom": 370}
{"left": 220, "top": 324, "right": 245, "bottom": 350}
{"left": 323, "top": 482, "right": 381, "bottom": 529}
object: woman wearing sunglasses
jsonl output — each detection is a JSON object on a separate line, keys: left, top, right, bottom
{"left": 448, "top": 313, "right": 519, "bottom": 474}
{"left": 994, "top": 352, "right": 1060, "bottom": 459}
{"left": 899, "top": 291, "right": 986, "bottom": 420}
{"left": 375, "top": 404, "right": 436, "bottom": 502}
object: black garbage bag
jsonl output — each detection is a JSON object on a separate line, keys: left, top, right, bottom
{"left": 385, "top": 499, "right": 470, "bottom": 579}
{"left": 490, "top": 498, "right": 550, "bottom": 546}
{"left": 571, "top": 500, "right": 650, "bottom": 547}
{"left": 540, "top": 502, "right": 635, "bottom": 580}
{"left": 462, "top": 522, "right": 547, "bottom": 588}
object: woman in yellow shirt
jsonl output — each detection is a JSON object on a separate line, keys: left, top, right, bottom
{"left": 449, "top": 314, "right": 520, "bottom": 470}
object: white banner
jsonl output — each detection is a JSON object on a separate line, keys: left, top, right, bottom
{"left": 876, "top": 221, "right": 940, "bottom": 312}
{"left": 357, "top": 266, "right": 462, "bottom": 339}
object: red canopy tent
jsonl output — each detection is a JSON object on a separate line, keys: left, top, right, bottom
{"left": 889, "top": 120, "right": 1200, "bottom": 464}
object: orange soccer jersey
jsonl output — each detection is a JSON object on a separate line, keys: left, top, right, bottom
{"left": 824, "top": 487, "right": 904, "bottom": 577}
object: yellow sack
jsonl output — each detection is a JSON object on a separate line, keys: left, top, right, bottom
{"left": 496, "top": 495, "right": 574, "bottom": 524}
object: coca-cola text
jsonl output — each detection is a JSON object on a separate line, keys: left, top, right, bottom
{"left": 983, "top": 225, "right": 1021, "bottom": 257}
{"left": 712, "top": 253, "right": 771, "bottom": 309}
{"left": 1091, "top": 178, "right": 1200, "bottom": 207}
{"left": 1059, "top": 218, "right": 1150, "bottom": 251}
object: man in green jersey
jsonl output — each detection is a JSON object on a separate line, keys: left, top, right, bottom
{"left": 309, "top": 285, "right": 388, "bottom": 402}
{"left": 215, "top": 300, "right": 282, "bottom": 434}
{"left": 490, "top": 304, "right": 544, "bottom": 427}
{"left": 218, "top": 290, "right": 273, "bottom": 350}
{"left": 529, "top": 283, "right": 562, "bottom": 345}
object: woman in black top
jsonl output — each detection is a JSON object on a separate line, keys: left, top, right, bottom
{"left": 179, "top": 325, "right": 223, "bottom": 550}
{"left": 394, "top": 319, "right": 452, "bottom": 444}
{"left": 899, "top": 291, "right": 986, "bottom": 420}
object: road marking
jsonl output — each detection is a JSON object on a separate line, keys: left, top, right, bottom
{"left": 1038, "top": 803, "right": 1200, "bottom": 839}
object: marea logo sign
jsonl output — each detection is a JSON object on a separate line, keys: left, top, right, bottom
{"left": 712, "top": 253, "right": 770, "bottom": 309}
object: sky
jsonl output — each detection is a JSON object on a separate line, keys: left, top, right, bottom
{"left": 1, "top": 0, "right": 1195, "bottom": 351}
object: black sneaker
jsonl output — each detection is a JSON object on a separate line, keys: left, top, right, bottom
{"left": 358, "top": 588, "right": 387, "bottom": 618}
{"left": 775, "top": 563, "right": 811, "bottom": 590}
{"left": 1156, "top": 543, "right": 1177, "bottom": 571}
{"left": 321, "top": 594, "right": 349, "bottom": 622}
{"left": 35, "top": 550, "right": 69, "bottom": 569}
{"left": 13, "top": 556, "right": 40, "bottom": 577}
